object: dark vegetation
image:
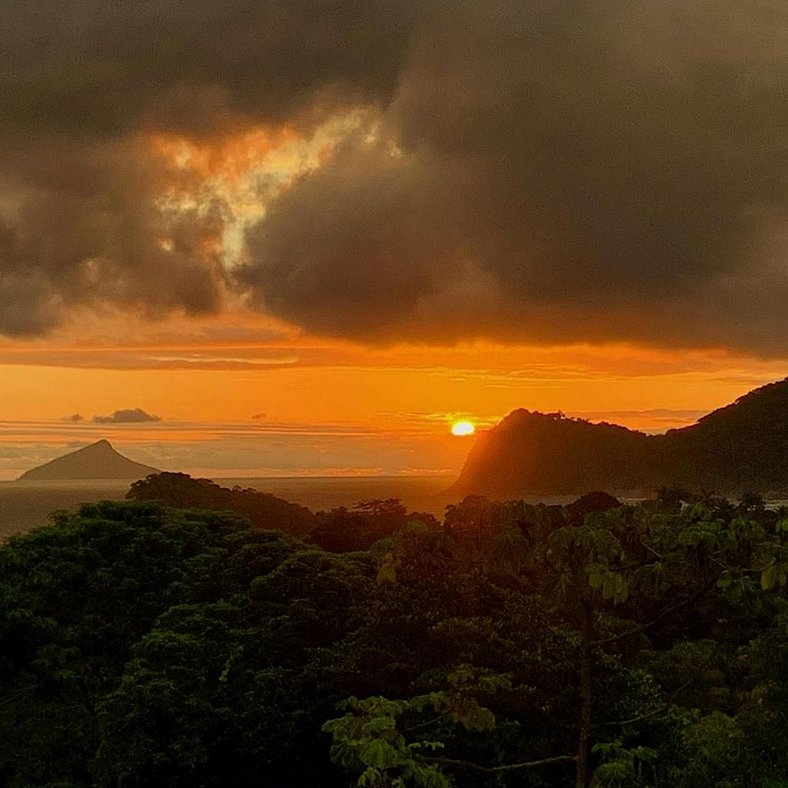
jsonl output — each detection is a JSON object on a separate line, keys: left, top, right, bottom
{"left": 452, "top": 378, "right": 788, "bottom": 497}
{"left": 1, "top": 473, "right": 787, "bottom": 786}
{"left": 128, "top": 472, "right": 317, "bottom": 536}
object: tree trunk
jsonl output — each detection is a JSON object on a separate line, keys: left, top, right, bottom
{"left": 576, "top": 604, "right": 593, "bottom": 788}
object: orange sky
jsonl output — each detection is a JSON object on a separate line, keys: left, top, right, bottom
{"left": 1, "top": 333, "right": 784, "bottom": 427}
{"left": 0, "top": 310, "right": 785, "bottom": 479}
{"left": 2, "top": 298, "right": 786, "bottom": 420}
{"left": 1, "top": 58, "right": 787, "bottom": 479}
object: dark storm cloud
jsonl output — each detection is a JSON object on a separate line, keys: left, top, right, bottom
{"left": 3, "top": 0, "right": 788, "bottom": 353}
{"left": 0, "top": 0, "right": 420, "bottom": 137}
{"left": 0, "top": 0, "right": 421, "bottom": 336}
{"left": 93, "top": 408, "right": 161, "bottom": 424}
{"left": 242, "top": 0, "right": 788, "bottom": 353}
{"left": 0, "top": 136, "right": 227, "bottom": 336}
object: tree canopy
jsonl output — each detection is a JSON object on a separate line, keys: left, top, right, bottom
{"left": 1, "top": 488, "right": 787, "bottom": 786}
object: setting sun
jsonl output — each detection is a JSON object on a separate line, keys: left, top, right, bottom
{"left": 451, "top": 420, "right": 476, "bottom": 436}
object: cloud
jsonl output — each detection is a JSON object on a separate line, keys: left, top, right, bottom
{"left": 0, "top": 0, "right": 417, "bottom": 337}
{"left": 0, "top": 1, "right": 419, "bottom": 139}
{"left": 0, "top": 136, "right": 228, "bottom": 337}
{"left": 92, "top": 408, "right": 162, "bottom": 424}
{"left": 242, "top": 1, "right": 788, "bottom": 354}
{"left": 2, "top": 1, "right": 788, "bottom": 355}
{"left": 62, "top": 413, "right": 84, "bottom": 422}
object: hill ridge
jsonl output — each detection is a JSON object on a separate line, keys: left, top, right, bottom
{"left": 451, "top": 377, "right": 788, "bottom": 497}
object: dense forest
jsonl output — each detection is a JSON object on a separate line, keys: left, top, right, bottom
{"left": 1, "top": 474, "right": 787, "bottom": 786}
{"left": 452, "top": 378, "right": 788, "bottom": 498}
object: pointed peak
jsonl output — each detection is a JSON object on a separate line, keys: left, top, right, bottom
{"left": 75, "top": 439, "right": 118, "bottom": 456}
{"left": 18, "top": 440, "right": 159, "bottom": 481}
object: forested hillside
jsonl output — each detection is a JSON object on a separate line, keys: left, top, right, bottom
{"left": 127, "top": 472, "right": 318, "bottom": 536}
{"left": 1, "top": 485, "right": 787, "bottom": 786}
{"left": 452, "top": 378, "right": 788, "bottom": 497}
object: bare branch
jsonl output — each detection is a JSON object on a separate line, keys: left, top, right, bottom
{"left": 595, "top": 678, "right": 692, "bottom": 728}
{"left": 0, "top": 682, "right": 42, "bottom": 708}
{"left": 669, "top": 678, "right": 693, "bottom": 703}
{"left": 638, "top": 538, "right": 664, "bottom": 561}
{"left": 419, "top": 754, "right": 577, "bottom": 772}
{"left": 596, "top": 705, "right": 667, "bottom": 728}
{"left": 404, "top": 715, "right": 443, "bottom": 733}
{"left": 592, "top": 582, "right": 714, "bottom": 646}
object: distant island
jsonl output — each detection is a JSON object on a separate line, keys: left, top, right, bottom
{"left": 451, "top": 378, "right": 788, "bottom": 498}
{"left": 18, "top": 439, "right": 159, "bottom": 481}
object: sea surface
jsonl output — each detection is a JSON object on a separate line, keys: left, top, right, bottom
{"left": 0, "top": 475, "right": 473, "bottom": 540}
{"left": 3, "top": 477, "right": 782, "bottom": 542}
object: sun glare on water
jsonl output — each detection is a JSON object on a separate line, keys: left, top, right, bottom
{"left": 451, "top": 420, "right": 476, "bottom": 437}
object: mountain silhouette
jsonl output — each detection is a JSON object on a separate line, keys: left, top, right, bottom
{"left": 18, "top": 440, "right": 159, "bottom": 481}
{"left": 450, "top": 378, "right": 788, "bottom": 498}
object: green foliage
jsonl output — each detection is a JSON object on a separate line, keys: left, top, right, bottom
{"left": 1, "top": 490, "right": 788, "bottom": 786}
{"left": 323, "top": 696, "right": 452, "bottom": 787}
{"left": 666, "top": 711, "right": 746, "bottom": 787}
{"left": 128, "top": 472, "right": 316, "bottom": 535}
{"left": 323, "top": 667, "right": 506, "bottom": 786}
{"left": 0, "top": 500, "right": 368, "bottom": 786}
{"left": 311, "top": 498, "right": 439, "bottom": 554}
{"left": 591, "top": 740, "right": 657, "bottom": 787}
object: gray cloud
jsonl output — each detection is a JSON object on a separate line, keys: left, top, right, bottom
{"left": 2, "top": 1, "right": 788, "bottom": 354}
{"left": 0, "top": 0, "right": 420, "bottom": 138}
{"left": 242, "top": 0, "right": 788, "bottom": 353}
{"left": 0, "top": 134, "right": 229, "bottom": 336}
{"left": 0, "top": 0, "right": 421, "bottom": 337}
{"left": 93, "top": 408, "right": 161, "bottom": 424}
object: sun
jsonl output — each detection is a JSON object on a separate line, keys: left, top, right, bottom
{"left": 451, "top": 420, "right": 476, "bottom": 437}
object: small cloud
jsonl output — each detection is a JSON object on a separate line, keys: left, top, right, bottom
{"left": 93, "top": 407, "right": 162, "bottom": 424}
{"left": 62, "top": 413, "right": 83, "bottom": 422}
{"left": 251, "top": 412, "right": 268, "bottom": 420}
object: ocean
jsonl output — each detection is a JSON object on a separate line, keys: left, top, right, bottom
{"left": 3, "top": 477, "right": 783, "bottom": 542}
{"left": 0, "top": 475, "right": 465, "bottom": 540}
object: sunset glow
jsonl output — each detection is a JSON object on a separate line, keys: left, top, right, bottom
{"left": 0, "top": 0, "right": 785, "bottom": 481}
{"left": 451, "top": 421, "right": 476, "bottom": 437}
{"left": 3, "top": 6, "right": 788, "bottom": 784}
